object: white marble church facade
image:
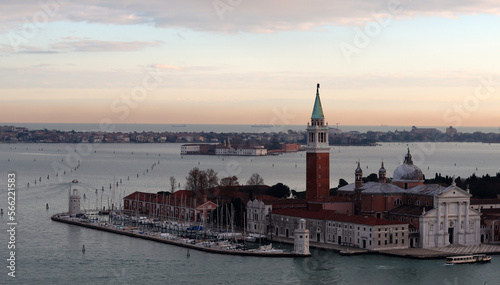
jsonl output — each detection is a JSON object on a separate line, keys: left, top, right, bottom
{"left": 419, "top": 184, "right": 481, "bottom": 248}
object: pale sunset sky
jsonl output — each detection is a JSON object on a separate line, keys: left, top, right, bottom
{"left": 1, "top": 0, "right": 499, "bottom": 127}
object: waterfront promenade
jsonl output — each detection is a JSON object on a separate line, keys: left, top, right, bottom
{"left": 380, "top": 244, "right": 500, "bottom": 259}
{"left": 271, "top": 235, "right": 500, "bottom": 259}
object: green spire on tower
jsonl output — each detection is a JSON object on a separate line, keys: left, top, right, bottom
{"left": 311, "top": 83, "right": 325, "bottom": 119}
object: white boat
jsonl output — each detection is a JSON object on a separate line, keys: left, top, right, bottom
{"left": 217, "top": 232, "right": 242, "bottom": 240}
{"left": 446, "top": 254, "right": 492, "bottom": 264}
{"left": 254, "top": 243, "right": 283, "bottom": 253}
{"left": 244, "top": 233, "right": 266, "bottom": 242}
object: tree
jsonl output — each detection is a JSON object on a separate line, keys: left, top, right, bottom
{"left": 169, "top": 176, "right": 177, "bottom": 193}
{"left": 220, "top": 176, "right": 239, "bottom": 187}
{"left": 185, "top": 167, "right": 207, "bottom": 192}
{"left": 219, "top": 176, "right": 239, "bottom": 199}
{"left": 185, "top": 167, "right": 219, "bottom": 193}
{"left": 205, "top": 168, "right": 219, "bottom": 189}
{"left": 330, "top": 188, "right": 338, "bottom": 196}
{"left": 291, "top": 190, "right": 306, "bottom": 199}
{"left": 363, "top": 173, "right": 378, "bottom": 183}
{"left": 247, "top": 173, "right": 264, "bottom": 186}
{"left": 266, "top": 134, "right": 281, "bottom": 150}
{"left": 338, "top": 179, "right": 349, "bottom": 188}
{"left": 267, "top": 183, "right": 290, "bottom": 198}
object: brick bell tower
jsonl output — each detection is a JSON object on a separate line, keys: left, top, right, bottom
{"left": 306, "top": 84, "right": 331, "bottom": 201}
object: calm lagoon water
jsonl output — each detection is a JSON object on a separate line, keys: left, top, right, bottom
{"left": 0, "top": 142, "right": 499, "bottom": 284}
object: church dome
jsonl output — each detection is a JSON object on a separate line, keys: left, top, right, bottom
{"left": 393, "top": 149, "right": 424, "bottom": 182}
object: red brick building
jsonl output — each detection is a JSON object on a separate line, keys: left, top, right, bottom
{"left": 123, "top": 191, "right": 217, "bottom": 222}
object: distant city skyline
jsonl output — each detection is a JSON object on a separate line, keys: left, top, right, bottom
{"left": 1, "top": 1, "right": 499, "bottom": 126}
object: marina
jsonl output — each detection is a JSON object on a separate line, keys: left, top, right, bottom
{"left": 50, "top": 214, "right": 309, "bottom": 257}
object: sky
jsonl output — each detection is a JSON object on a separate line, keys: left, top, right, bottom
{"left": 1, "top": 0, "right": 499, "bottom": 127}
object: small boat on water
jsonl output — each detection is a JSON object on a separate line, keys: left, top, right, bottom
{"left": 446, "top": 254, "right": 492, "bottom": 264}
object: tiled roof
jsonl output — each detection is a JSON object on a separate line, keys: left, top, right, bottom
{"left": 471, "top": 198, "right": 500, "bottom": 205}
{"left": 124, "top": 191, "right": 206, "bottom": 206}
{"left": 272, "top": 209, "right": 406, "bottom": 226}
{"left": 338, "top": 181, "right": 462, "bottom": 197}
{"left": 172, "top": 190, "right": 195, "bottom": 198}
{"left": 387, "top": 204, "right": 429, "bottom": 217}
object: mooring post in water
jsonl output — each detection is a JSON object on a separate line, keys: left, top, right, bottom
{"left": 82, "top": 245, "right": 85, "bottom": 254}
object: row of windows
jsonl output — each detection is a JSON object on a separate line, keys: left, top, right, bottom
{"left": 378, "top": 232, "right": 404, "bottom": 238}
{"left": 378, "top": 227, "right": 405, "bottom": 231}
{"left": 357, "top": 232, "right": 372, "bottom": 238}
{"left": 378, "top": 239, "right": 404, "bottom": 246}
{"left": 394, "top": 199, "right": 430, "bottom": 206}
{"left": 356, "top": 226, "right": 372, "bottom": 232}
{"left": 328, "top": 223, "right": 354, "bottom": 229}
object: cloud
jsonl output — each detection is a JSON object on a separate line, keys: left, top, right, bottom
{"left": 61, "top": 36, "right": 83, "bottom": 40}
{"left": 50, "top": 39, "right": 164, "bottom": 52}
{"left": 18, "top": 50, "right": 60, "bottom": 54}
{"left": 0, "top": 0, "right": 499, "bottom": 33}
{"left": 151, "top": 64, "right": 182, "bottom": 71}
{"left": 5, "top": 39, "right": 164, "bottom": 54}
{"left": 31, "top": 63, "right": 55, "bottom": 68}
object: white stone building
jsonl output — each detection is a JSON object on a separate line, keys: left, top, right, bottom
{"left": 246, "top": 199, "right": 272, "bottom": 236}
{"left": 271, "top": 208, "right": 409, "bottom": 250}
{"left": 181, "top": 144, "right": 200, "bottom": 154}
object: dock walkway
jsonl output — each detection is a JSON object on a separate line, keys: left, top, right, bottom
{"left": 271, "top": 236, "right": 500, "bottom": 259}
{"left": 271, "top": 236, "right": 369, "bottom": 255}
{"left": 378, "top": 244, "right": 500, "bottom": 259}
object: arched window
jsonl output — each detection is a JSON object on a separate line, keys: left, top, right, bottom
{"left": 415, "top": 200, "right": 421, "bottom": 206}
